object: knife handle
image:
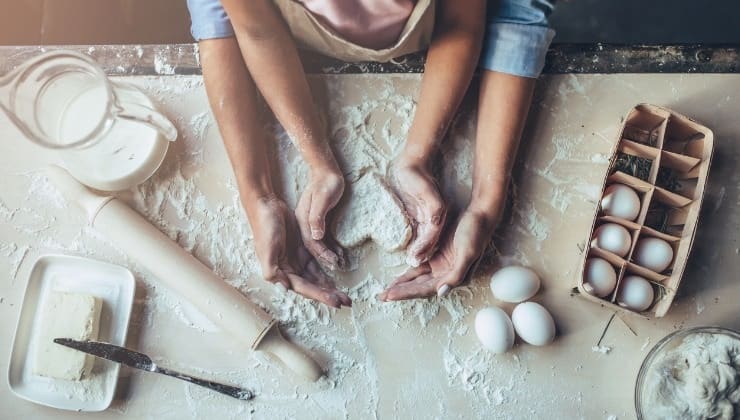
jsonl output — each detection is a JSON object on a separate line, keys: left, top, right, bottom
{"left": 155, "top": 367, "right": 253, "bottom": 400}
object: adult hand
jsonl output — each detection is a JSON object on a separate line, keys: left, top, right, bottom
{"left": 250, "top": 196, "right": 351, "bottom": 308}
{"left": 393, "top": 161, "right": 447, "bottom": 268}
{"left": 378, "top": 207, "right": 497, "bottom": 301}
{"left": 295, "top": 167, "right": 346, "bottom": 271}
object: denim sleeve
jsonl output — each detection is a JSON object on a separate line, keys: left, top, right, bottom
{"left": 479, "top": 0, "right": 556, "bottom": 78}
{"left": 186, "top": 0, "right": 235, "bottom": 41}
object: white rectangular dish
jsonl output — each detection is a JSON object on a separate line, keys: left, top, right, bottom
{"left": 7, "top": 254, "right": 136, "bottom": 411}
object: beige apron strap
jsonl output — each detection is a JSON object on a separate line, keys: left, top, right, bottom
{"left": 273, "top": 0, "right": 435, "bottom": 63}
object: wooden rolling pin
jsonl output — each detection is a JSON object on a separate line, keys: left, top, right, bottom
{"left": 46, "top": 165, "right": 322, "bottom": 381}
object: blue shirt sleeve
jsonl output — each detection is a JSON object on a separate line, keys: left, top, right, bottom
{"left": 479, "top": 0, "right": 556, "bottom": 78}
{"left": 186, "top": 0, "right": 235, "bottom": 41}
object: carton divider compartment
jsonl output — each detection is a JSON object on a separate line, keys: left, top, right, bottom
{"left": 617, "top": 263, "right": 669, "bottom": 312}
{"left": 587, "top": 245, "right": 627, "bottom": 267}
{"left": 614, "top": 140, "right": 661, "bottom": 182}
{"left": 638, "top": 225, "right": 682, "bottom": 244}
{"left": 655, "top": 150, "right": 703, "bottom": 198}
{"left": 610, "top": 260, "right": 629, "bottom": 304}
{"left": 622, "top": 105, "right": 668, "bottom": 147}
{"left": 644, "top": 187, "right": 692, "bottom": 236}
{"left": 580, "top": 249, "right": 625, "bottom": 303}
{"left": 629, "top": 228, "right": 680, "bottom": 276}
{"left": 663, "top": 115, "right": 711, "bottom": 160}
{"left": 591, "top": 218, "right": 639, "bottom": 260}
{"left": 660, "top": 150, "right": 701, "bottom": 173}
{"left": 602, "top": 173, "right": 655, "bottom": 225}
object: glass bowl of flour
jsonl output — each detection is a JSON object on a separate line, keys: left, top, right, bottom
{"left": 635, "top": 326, "right": 740, "bottom": 420}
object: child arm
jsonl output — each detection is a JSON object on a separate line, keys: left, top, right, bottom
{"left": 218, "top": 0, "right": 345, "bottom": 269}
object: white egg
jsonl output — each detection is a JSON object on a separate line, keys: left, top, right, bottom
{"left": 474, "top": 307, "right": 515, "bottom": 354}
{"left": 490, "top": 266, "right": 541, "bottom": 303}
{"left": 633, "top": 237, "right": 674, "bottom": 273}
{"left": 601, "top": 184, "right": 641, "bottom": 221}
{"left": 591, "top": 223, "right": 632, "bottom": 257}
{"left": 616, "top": 275, "right": 655, "bottom": 312}
{"left": 511, "top": 302, "right": 556, "bottom": 346}
{"left": 583, "top": 257, "right": 617, "bottom": 298}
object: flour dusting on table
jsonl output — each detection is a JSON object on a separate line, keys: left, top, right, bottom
{"left": 0, "top": 75, "right": 614, "bottom": 418}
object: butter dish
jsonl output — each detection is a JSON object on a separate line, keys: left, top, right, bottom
{"left": 7, "top": 254, "right": 136, "bottom": 411}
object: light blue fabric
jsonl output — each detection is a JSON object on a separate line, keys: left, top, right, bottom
{"left": 480, "top": 0, "right": 556, "bottom": 78}
{"left": 187, "top": 0, "right": 555, "bottom": 77}
{"left": 187, "top": 0, "right": 234, "bottom": 41}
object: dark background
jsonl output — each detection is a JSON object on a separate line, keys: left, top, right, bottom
{"left": 1, "top": 0, "right": 739, "bottom": 45}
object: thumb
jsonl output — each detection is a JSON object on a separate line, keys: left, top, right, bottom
{"left": 308, "top": 190, "right": 336, "bottom": 240}
{"left": 435, "top": 252, "right": 483, "bottom": 298}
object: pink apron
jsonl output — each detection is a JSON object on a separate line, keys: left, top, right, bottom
{"left": 273, "top": 0, "right": 435, "bottom": 63}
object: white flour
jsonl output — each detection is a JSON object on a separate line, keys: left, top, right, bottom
{"left": 0, "top": 75, "right": 613, "bottom": 418}
{"left": 332, "top": 172, "right": 412, "bottom": 251}
{"left": 42, "top": 360, "right": 117, "bottom": 407}
{"left": 641, "top": 332, "right": 740, "bottom": 419}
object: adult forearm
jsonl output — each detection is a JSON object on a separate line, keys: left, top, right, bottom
{"left": 470, "top": 71, "right": 536, "bottom": 221}
{"left": 401, "top": 1, "right": 486, "bottom": 166}
{"left": 199, "top": 38, "right": 275, "bottom": 214}
{"left": 220, "top": 0, "right": 338, "bottom": 173}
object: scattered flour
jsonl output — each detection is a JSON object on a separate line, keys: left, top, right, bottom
{"left": 153, "top": 52, "right": 176, "bottom": 75}
{"left": 42, "top": 359, "right": 118, "bottom": 408}
{"left": 695, "top": 296, "right": 706, "bottom": 315}
{"left": 592, "top": 345, "right": 612, "bottom": 354}
{"left": 0, "top": 75, "right": 614, "bottom": 418}
{"left": 332, "top": 173, "right": 411, "bottom": 251}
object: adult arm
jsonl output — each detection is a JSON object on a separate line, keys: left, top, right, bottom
{"left": 380, "top": 71, "right": 535, "bottom": 301}
{"left": 395, "top": 0, "right": 487, "bottom": 267}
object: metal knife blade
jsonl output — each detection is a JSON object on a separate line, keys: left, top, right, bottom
{"left": 54, "top": 338, "right": 155, "bottom": 371}
{"left": 54, "top": 338, "right": 254, "bottom": 400}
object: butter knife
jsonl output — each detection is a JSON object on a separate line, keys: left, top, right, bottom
{"left": 54, "top": 338, "right": 253, "bottom": 400}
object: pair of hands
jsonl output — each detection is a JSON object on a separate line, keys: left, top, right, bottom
{"left": 248, "top": 163, "right": 497, "bottom": 308}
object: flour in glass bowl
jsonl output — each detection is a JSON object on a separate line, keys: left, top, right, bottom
{"left": 641, "top": 332, "right": 740, "bottom": 420}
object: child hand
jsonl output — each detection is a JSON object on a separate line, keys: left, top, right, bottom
{"left": 295, "top": 167, "right": 346, "bottom": 270}
{"left": 250, "top": 196, "right": 351, "bottom": 308}
{"left": 392, "top": 162, "right": 447, "bottom": 267}
{"left": 378, "top": 207, "right": 496, "bottom": 301}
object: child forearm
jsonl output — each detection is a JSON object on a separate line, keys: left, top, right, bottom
{"left": 470, "top": 71, "right": 536, "bottom": 221}
{"left": 200, "top": 38, "right": 276, "bottom": 212}
{"left": 220, "top": 0, "right": 338, "bottom": 174}
{"left": 400, "top": 0, "right": 486, "bottom": 166}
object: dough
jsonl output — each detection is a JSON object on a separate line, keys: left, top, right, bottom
{"left": 33, "top": 291, "right": 102, "bottom": 380}
{"left": 642, "top": 332, "right": 740, "bottom": 420}
{"left": 332, "top": 172, "right": 412, "bottom": 251}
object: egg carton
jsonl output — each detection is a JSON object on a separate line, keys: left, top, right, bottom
{"left": 576, "top": 104, "right": 714, "bottom": 318}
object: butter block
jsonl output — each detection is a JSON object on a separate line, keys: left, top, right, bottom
{"left": 33, "top": 291, "right": 102, "bottom": 380}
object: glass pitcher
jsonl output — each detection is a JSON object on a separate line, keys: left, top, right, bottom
{"left": 0, "top": 50, "right": 177, "bottom": 190}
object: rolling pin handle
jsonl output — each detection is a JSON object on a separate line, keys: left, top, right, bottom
{"left": 256, "top": 324, "right": 323, "bottom": 382}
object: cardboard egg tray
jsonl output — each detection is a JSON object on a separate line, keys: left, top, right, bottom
{"left": 576, "top": 104, "right": 714, "bottom": 317}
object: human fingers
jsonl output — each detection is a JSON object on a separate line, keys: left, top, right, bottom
{"left": 305, "top": 262, "right": 353, "bottom": 307}
{"left": 307, "top": 180, "right": 343, "bottom": 241}
{"left": 379, "top": 274, "right": 437, "bottom": 301}
{"left": 405, "top": 184, "right": 446, "bottom": 267}
{"left": 295, "top": 193, "right": 340, "bottom": 270}
{"left": 288, "top": 273, "right": 349, "bottom": 308}
{"left": 387, "top": 265, "right": 432, "bottom": 288}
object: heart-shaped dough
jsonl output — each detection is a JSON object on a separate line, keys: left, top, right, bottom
{"left": 332, "top": 173, "right": 412, "bottom": 251}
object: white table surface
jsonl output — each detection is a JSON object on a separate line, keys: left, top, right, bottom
{"left": 1, "top": 73, "right": 738, "bottom": 420}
